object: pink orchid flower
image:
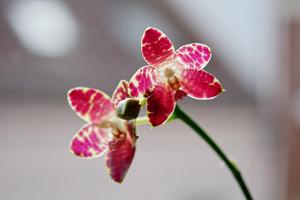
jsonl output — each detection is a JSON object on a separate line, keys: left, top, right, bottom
{"left": 68, "top": 80, "right": 137, "bottom": 183}
{"left": 129, "top": 27, "right": 224, "bottom": 126}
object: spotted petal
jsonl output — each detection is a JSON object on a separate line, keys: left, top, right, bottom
{"left": 68, "top": 87, "right": 114, "bottom": 123}
{"left": 176, "top": 43, "right": 211, "bottom": 69}
{"left": 129, "top": 66, "right": 157, "bottom": 98}
{"left": 141, "top": 27, "right": 175, "bottom": 66}
{"left": 106, "top": 122, "right": 136, "bottom": 183}
{"left": 112, "top": 80, "right": 130, "bottom": 108}
{"left": 70, "top": 124, "right": 113, "bottom": 158}
{"left": 179, "top": 68, "right": 223, "bottom": 99}
{"left": 147, "top": 83, "right": 176, "bottom": 126}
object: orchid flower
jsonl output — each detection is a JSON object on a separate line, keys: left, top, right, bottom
{"left": 66, "top": 27, "right": 253, "bottom": 200}
{"left": 67, "top": 80, "right": 137, "bottom": 183}
{"left": 128, "top": 27, "right": 224, "bottom": 126}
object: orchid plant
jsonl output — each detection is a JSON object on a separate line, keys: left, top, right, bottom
{"left": 67, "top": 27, "right": 253, "bottom": 199}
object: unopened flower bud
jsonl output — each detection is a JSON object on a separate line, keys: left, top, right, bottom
{"left": 116, "top": 98, "right": 141, "bottom": 120}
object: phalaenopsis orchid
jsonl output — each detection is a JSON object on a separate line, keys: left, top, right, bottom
{"left": 67, "top": 27, "right": 253, "bottom": 200}
{"left": 68, "top": 80, "right": 136, "bottom": 183}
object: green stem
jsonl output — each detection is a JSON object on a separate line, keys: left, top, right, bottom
{"left": 174, "top": 105, "right": 253, "bottom": 200}
{"left": 135, "top": 116, "right": 149, "bottom": 126}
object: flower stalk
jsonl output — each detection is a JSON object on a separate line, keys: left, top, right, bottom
{"left": 136, "top": 105, "right": 253, "bottom": 200}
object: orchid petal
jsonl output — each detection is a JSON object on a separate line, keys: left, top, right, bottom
{"left": 112, "top": 80, "right": 130, "bottom": 108}
{"left": 70, "top": 124, "right": 113, "bottom": 158}
{"left": 106, "top": 122, "right": 137, "bottom": 183}
{"left": 176, "top": 43, "right": 211, "bottom": 69}
{"left": 141, "top": 27, "right": 175, "bottom": 66}
{"left": 174, "top": 90, "right": 187, "bottom": 101}
{"left": 129, "top": 66, "right": 157, "bottom": 98}
{"left": 179, "top": 68, "right": 223, "bottom": 100}
{"left": 68, "top": 87, "right": 114, "bottom": 123}
{"left": 147, "top": 83, "right": 176, "bottom": 126}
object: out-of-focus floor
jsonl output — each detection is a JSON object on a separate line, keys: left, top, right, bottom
{"left": 0, "top": 99, "right": 284, "bottom": 200}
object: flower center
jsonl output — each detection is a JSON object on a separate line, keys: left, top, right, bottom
{"left": 168, "top": 75, "right": 180, "bottom": 90}
{"left": 98, "top": 118, "right": 126, "bottom": 138}
{"left": 158, "top": 60, "right": 181, "bottom": 91}
{"left": 164, "top": 68, "right": 174, "bottom": 78}
{"left": 112, "top": 128, "right": 125, "bottom": 139}
{"left": 163, "top": 68, "right": 180, "bottom": 91}
{"left": 99, "top": 120, "right": 113, "bottom": 128}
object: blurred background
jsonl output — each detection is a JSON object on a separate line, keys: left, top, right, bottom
{"left": 0, "top": 0, "right": 299, "bottom": 199}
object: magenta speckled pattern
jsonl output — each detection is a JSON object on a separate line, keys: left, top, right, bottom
{"left": 141, "top": 27, "right": 175, "bottom": 66}
{"left": 112, "top": 80, "right": 130, "bottom": 108}
{"left": 179, "top": 68, "right": 223, "bottom": 99}
{"left": 70, "top": 124, "right": 112, "bottom": 158}
{"left": 176, "top": 43, "right": 211, "bottom": 69}
{"left": 68, "top": 88, "right": 114, "bottom": 123}
{"left": 129, "top": 66, "right": 157, "bottom": 98}
{"left": 128, "top": 27, "right": 223, "bottom": 126}
{"left": 68, "top": 85, "right": 138, "bottom": 182}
